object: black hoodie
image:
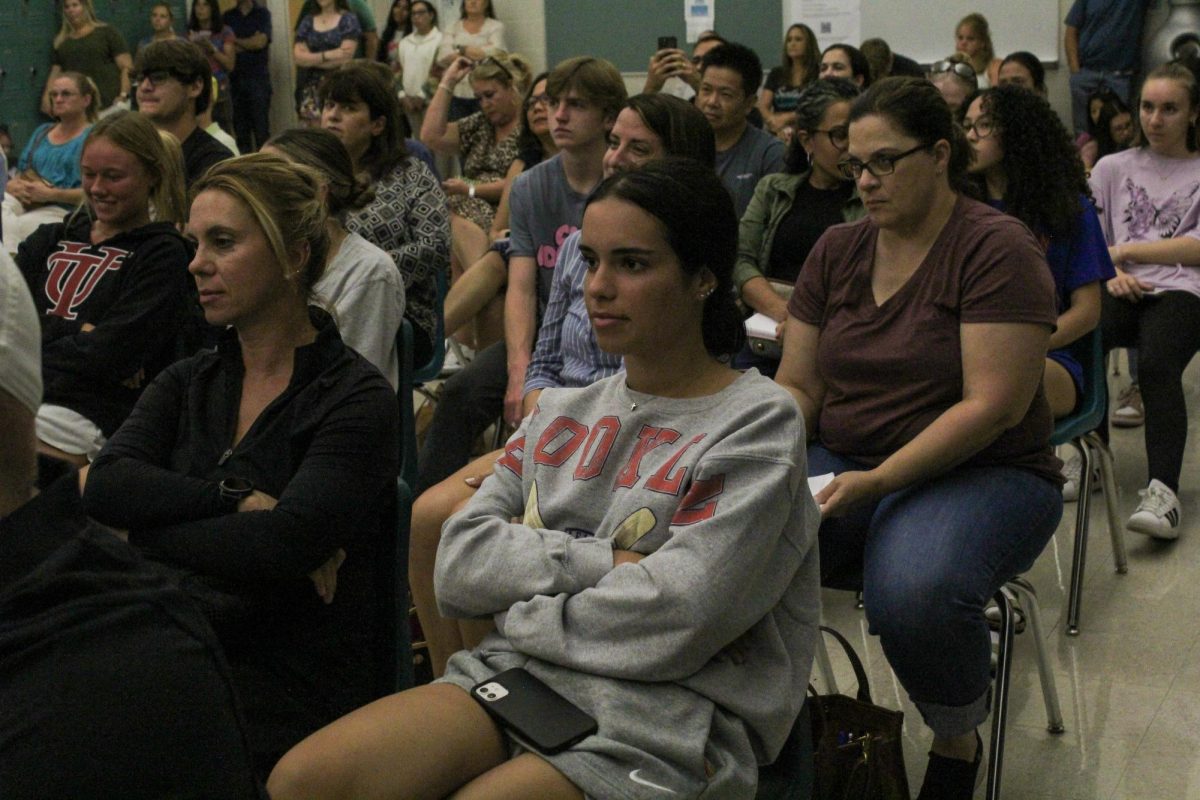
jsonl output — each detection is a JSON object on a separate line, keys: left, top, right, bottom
{"left": 16, "top": 211, "right": 193, "bottom": 436}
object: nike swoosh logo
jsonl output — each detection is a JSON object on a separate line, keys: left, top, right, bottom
{"left": 629, "top": 769, "right": 678, "bottom": 793}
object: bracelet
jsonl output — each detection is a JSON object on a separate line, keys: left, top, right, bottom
{"left": 468, "top": 184, "right": 476, "bottom": 199}
{"left": 438, "top": 83, "right": 453, "bottom": 95}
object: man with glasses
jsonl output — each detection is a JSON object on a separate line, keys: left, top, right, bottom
{"left": 133, "top": 40, "right": 233, "bottom": 186}
{"left": 698, "top": 42, "right": 785, "bottom": 216}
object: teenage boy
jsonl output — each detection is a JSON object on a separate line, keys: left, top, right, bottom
{"left": 416, "top": 56, "right": 626, "bottom": 494}
{"left": 698, "top": 42, "right": 785, "bottom": 216}
{"left": 134, "top": 39, "right": 233, "bottom": 186}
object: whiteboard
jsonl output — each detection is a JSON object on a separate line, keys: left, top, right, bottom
{"left": 784, "top": 0, "right": 1061, "bottom": 67}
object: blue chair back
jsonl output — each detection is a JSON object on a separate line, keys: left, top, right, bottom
{"left": 1051, "top": 329, "right": 1106, "bottom": 445}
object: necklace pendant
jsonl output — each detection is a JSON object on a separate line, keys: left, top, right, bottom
{"left": 630, "top": 402, "right": 638, "bottom": 411}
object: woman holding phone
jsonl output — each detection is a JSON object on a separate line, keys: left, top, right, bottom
{"left": 268, "top": 157, "right": 819, "bottom": 800}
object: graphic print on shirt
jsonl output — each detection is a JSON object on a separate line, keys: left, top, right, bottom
{"left": 1123, "top": 178, "right": 1200, "bottom": 239}
{"left": 537, "top": 224, "right": 579, "bottom": 271}
{"left": 43, "top": 243, "right": 128, "bottom": 320}
{"left": 514, "top": 415, "right": 727, "bottom": 550}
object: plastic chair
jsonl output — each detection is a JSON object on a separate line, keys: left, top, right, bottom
{"left": 1051, "top": 329, "right": 1128, "bottom": 635}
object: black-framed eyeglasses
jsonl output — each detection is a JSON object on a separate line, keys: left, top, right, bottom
{"left": 524, "top": 92, "right": 551, "bottom": 109}
{"left": 132, "top": 69, "right": 180, "bottom": 87}
{"left": 962, "top": 115, "right": 996, "bottom": 139}
{"left": 812, "top": 125, "right": 849, "bottom": 148}
{"left": 477, "top": 56, "right": 513, "bottom": 83}
{"left": 929, "top": 59, "right": 976, "bottom": 82}
{"left": 838, "top": 143, "right": 931, "bottom": 179}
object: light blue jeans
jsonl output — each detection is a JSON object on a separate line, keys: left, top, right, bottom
{"left": 809, "top": 445, "right": 1063, "bottom": 739}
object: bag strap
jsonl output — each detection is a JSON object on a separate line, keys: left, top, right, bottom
{"left": 819, "top": 625, "right": 873, "bottom": 704}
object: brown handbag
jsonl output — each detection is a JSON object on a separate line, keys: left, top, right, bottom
{"left": 810, "top": 626, "right": 910, "bottom": 800}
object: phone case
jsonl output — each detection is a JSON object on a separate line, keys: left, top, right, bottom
{"left": 471, "top": 668, "right": 598, "bottom": 755}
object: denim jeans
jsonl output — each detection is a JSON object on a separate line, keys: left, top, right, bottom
{"left": 1069, "top": 68, "right": 1134, "bottom": 135}
{"left": 808, "top": 445, "right": 1063, "bottom": 739}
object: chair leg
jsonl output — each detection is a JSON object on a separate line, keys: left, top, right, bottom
{"left": 1007, "top": 578, "right": 1064, "bottom": 733}
{"left": 1085, "top": 431, "right": 1128, "bottom": 575}
{"left": 1065, "top": 438, "right": 1093, "bottom": 636}
{"left": 814, "top": 624, "right": 839, "bottom": 695}
{"left": 986, "top": 587, "right": 1016, "bottom": 800}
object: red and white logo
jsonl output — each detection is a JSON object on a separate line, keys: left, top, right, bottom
{"left": 43, "top": 242, "right": 128, "bottom": 320}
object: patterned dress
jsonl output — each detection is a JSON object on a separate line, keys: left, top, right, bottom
{"left": 448, "top": 111, "right": 519, "bottom": 232}
{"left": 346, "top": 156, "right": 449, "bottom": 361}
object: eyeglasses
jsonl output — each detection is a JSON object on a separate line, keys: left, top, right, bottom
{"left": 929, "top": 60, "right": 977, "bottom": 82}
{"left": 477, "top": 56, "right": 513, "bottom": 84}
{"left": 50, "top": 89, "right": 80, "bottom": 98}
{"left": 838, "top": 143, "right": 931, "bottom": 179}
{"left": 525, "top": 93, "right": 552, "bottom": 109}
{"left": 132, "top": 69, "right": 180, "bottom": 87}
{"left": 812, "top": 125, "right": 849, "bottom": 148}
{"left": 962, "top": 115, "right": 996, "bottom": 139}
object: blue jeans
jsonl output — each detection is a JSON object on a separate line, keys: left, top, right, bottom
{"left": 808, "top": 445, "right": 1063, "bottom": 738}
{"left": 1070, "top": 68, "right": 1134, "bottom": 135}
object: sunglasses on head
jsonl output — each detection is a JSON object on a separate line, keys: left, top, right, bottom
{"left": 929, "top": 60, "right": 977, "bottom": 81}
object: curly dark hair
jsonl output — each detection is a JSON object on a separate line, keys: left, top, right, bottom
{"left": 969, "top": 84, "right": 1092, "bottom": 238}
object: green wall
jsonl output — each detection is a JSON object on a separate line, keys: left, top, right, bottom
{"left": 0, "top": 0, "right": 187, "bottom": 151}
{"left": 545, "top": 1, "right": 782, "bottom": 75}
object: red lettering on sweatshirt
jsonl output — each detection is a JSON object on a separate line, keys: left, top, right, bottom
{"left": 614, "top": 426, "right": 681, "bottom": 489}
{"left": 573, "top": 416, "right": 621, "bottom": 480}
{"left": 497, "top": 436, "right": 526, "bottom": 477}
{"left": 670, "top": 474, "right": 726, "bottom": 525}
{"left": 534, "top": 416, "right": 588, "bottom": 466}
{"left": 43, "top": 243, "right": 128, "bottom": 320}
{"left": 645, "top": 434, "right": 706, "bottom": 495}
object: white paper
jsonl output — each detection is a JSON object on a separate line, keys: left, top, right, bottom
{"left": 685, "top": 0, "right": 715, "bottom": 44}
{"left": 744, "top": 312, "right": 779, "bottom": 341}
{"left": 790, "top": 0, "right": 861, "bottom": 52}
{"left": 808, "top": 472, "right": 835, "bottom": 497}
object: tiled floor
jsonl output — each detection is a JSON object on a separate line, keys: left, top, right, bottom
{"left": 816, "top": 354, "right": 1200, "bottom": 800}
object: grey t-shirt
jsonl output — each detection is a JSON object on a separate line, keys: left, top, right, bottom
{"left": 508, "top": 154, "right": 591, "bottom": 311}
{"left": 716, "top": 124, "right": 786, "bottom": 217}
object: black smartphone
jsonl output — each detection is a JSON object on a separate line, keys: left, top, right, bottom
{"left": 658, "top": 36, "right": 678, "bottom": 52}
{"left": 471, "top": 668, "right": 598, "bottom": 755}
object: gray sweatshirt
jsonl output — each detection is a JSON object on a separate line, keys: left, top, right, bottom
{"left": 436, "top": 370, "right": 821, "bottom": 793}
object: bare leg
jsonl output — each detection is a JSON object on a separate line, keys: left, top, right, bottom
{"left": 450, "top": 752, "right": 585, "bottom": 800}
{"left": 1044, "top": 359, "right": 1078, "bottom": 419}
{"left": 445, "top": 250, "right": 509, "bottom": 340}
{"left": 450, "top": 214, "right": 492, "bottom": 286}
{"left": 267, "top": 683, "right": 509, "bottom": 800}
{"left": 930, "top": 729, "right": 978, "bottom": 761}
{"left": 410, "top": 449, "right": 504, "bottom": 677}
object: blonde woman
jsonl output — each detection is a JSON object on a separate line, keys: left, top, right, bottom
{"left": 83, "top": 153, "right": 400, "bottom": 778}
{"left": 14, "top": 111, "right": 189, "bottom": 464}
{"left": 954, "top": 12, "right": 1001, "bottom": 88}
{"left": 42, "top": 0, "right": 133, "bottom": 114}
{"left": 3, "top": 72, "right": 98, "bottom": 251}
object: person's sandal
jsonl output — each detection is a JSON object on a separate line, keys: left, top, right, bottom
{"left": 916, "top": 730, "right": 983, "bottom": 800}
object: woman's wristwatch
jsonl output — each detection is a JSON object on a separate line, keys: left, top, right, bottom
{"left": 219, "top": 477, "right": 254, "bottom": 506}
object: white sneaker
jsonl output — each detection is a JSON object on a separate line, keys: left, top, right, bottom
{"left": 1111, "top": 384, "right": 1144, "bottom": 428}
{"left": 1061, "top": 452, "right": 1100, "bottom": 502}
{"left": 1127, "top": 480, "right": 1182, "bottom": 540}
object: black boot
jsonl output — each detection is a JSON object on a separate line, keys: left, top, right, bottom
{"left": 915, "top": 730, "right": 983, "bottom": 800}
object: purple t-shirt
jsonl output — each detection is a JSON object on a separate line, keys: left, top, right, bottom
{"left": 1089, "top": 147, "right": 1200, "bottom": 299}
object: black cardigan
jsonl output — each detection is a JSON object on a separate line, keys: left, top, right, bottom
{"left": 84, "top": 311, "right": 400, "bottom": 772}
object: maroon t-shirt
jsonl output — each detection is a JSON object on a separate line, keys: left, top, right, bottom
{"left": 788, "top": 195, "right": 1063, "bottom": 484}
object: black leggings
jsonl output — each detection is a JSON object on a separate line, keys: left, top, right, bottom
{"left": 1101, "top": 290, "right": 1200, "bottom": 492}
